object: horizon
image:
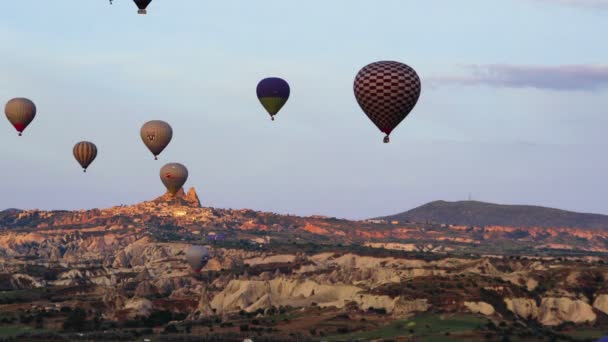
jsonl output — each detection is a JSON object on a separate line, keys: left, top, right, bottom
{"left": 1, "top": 1, "right": 607, "bottom": 220}
{"left": 4, "top": 189, "right": 608, "bottom": 221}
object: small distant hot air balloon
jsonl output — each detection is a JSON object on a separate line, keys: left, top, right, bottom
{"left": 160, "top": 163, "right": 188, "bottom": 196}
{"left": 5, "top": 98, "right": 36, "bottom": 136}
{"left": 256, "top": 77, "right": 290, "bottom": 121}
{"left": 354, "top": 61, "right": 421, "bottom": 143}
{"left": 134, "top": 0, "right": 152, "bottom": 14}
{"left": 141, "top": 120, "right": 172, "bottom": 160}
{"left": 186, "top": 245, "right": 210, "bottom": 273}
{"left": 73, "top": 141, "right": 98, "bottom": 173}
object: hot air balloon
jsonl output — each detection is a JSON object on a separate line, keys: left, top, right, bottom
{"left": 134, "top": 0, "right": 152, "bottom": 14}
{"left": 354, "top": 61, "right": 421, "bottom": 143}
{"left": 5, "top": 98, "right": 36, "bottom": 136}
{"left": 160, "top": 163, "right": 188, "bottom": 196}
{"left": 256, "top": 77, "right": 290, "bottom": 121}
{"left": 141, "top": 120, "right": 172, "bottom": 160}
{"left": 186, "top": 245, "right": 210, "bottom": 272}
{"left": 73, "top": 141, "right": 98, "bottom": 172}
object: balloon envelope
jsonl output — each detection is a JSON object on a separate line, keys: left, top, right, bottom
{"left": 141, "top": 120, "right": 172, "bottom": 160}
{"left": 160, "top": 163, "right": 188, "bottom": 196}
{"left": 134, "top": 0, "right": 152, "bottom": 14}
{"left": 256, "top": 78, "right": 290, "bottom": 120}
{"left": 73, "top": 141, "right": 98, "bottom": 172}
{"left": 5, "top": 98, "right": 36, "bottom": 136}
{"left": 353, "top": 61, "right": 421, "bottom": 142}
{"left": 186, "top": 245, "right": 210, "bottom": 272}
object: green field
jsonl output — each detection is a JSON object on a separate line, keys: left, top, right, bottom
{"left": 563, "top": 329, "right": 607, "bottom": 340}
{"left": 0, "top": 325, "right": 40, "bottom": 337}
{"left": 323, "top": 313, "right": 487, "bottom": 341}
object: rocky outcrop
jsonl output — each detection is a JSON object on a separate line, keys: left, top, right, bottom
{"left": 593, "top": 294, "right": 608, "bottom": 315}
{"left": 124, "top": 297, "right": 153, "bottom": 319}
{"left": 506, "top": 297, "right": 597, "bottom": 326}
{"left": 101, "top": 287, "right": 128, "bottom": 320}
{"left": 11, "top": 274, "right": 44, "bottom": 289}
{"left": 393, "top": 298, "right": 430, "bottom": 316}
{"left": 189, "top": 287, "right": 215, "bottom": 320}
{"left": 505, "top": 298, "right": 538, "bottom": 320}
{"left": 153, "top": 187, "right": 201, "bottom": 208}
{"left": 211, "top": 278, "right": 392, "bottom": 314}
{"left": 464, "top": 301, "right": 495, "bottom": 316}
{"left": 538, "top": 298, "right": 596, "bottom": 326}
{"left": 134, "top": 281, "right": 158, "bottom": 297}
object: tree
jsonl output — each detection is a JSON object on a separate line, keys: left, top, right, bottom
{"left": 63, "top": 307, "right": 87, "bottom": 331}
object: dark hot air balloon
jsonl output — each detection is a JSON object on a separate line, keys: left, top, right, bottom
{"left": 160, "top": 163, "right": 188, "bottom": 196}
{"left": 73, "top": 141, "right": 98, "bottom": 172}
{"left": 134, "top": 0, "right": 152, "bottom": 14}
{"left": 186, "top": 245, "right": 210, "bottom": 272}
{"left": 141, "top": 120, "right": 172, "bottom": 160}
{"left": 5, "top": 98, "right": 36, "bottom": 136}
{"left": 354, "top": 61, "right": 421, "bottom": 143}
{"left": 256, "top": 77, "right": 290, "bottom": 121}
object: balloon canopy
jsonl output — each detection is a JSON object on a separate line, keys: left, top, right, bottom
{"left": 354, "top": 61, "right": 421, "bottom": 143}
{"left": 160, "top": 163, "right": 188, "bottom": 196}
{"left": 256, "top": 77, "right": 290, "bottom": 121}
{"left": 5, "top": 98, "right": 36, "bottom": 136}
{"left": 134, "top": 0, "right": 152, "bottom": 14}
{"left": 185, "top": 245, "right": 210, "bottom": 272}
{"left": 140, "top": 120, "right": 173, "bottom": 160}
{"left": 73, "top": 141, "right": 98, "bottom": 172}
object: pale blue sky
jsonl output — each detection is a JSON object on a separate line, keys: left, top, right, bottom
{"left": 0, "top": 0, "right": 607, "bottom": 219}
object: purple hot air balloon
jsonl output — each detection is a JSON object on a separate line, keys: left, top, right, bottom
{"left": 256, "top": 77, "right": 290, "bottom": 121}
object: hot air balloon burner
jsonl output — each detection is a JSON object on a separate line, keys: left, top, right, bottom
{"left": 383, "top": 135, "right": 390, "bottom": 143}
{"left": 138, "top": 9, "right": 147, "bottom": 14}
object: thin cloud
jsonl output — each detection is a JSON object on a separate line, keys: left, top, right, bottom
{"left": 430, "top": 64, "right": 608, "bottom": 91}
{"left": 533, "top": 0, "right": 608, "bottom": 8}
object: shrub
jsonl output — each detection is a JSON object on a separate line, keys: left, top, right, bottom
{"left": 62, "top": 307, "right": 87, "bottom": 331}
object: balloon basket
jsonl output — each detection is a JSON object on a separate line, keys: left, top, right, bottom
{"left": 383, "top": 136, "right": 390, "bottom": 144}
{"left": 138, "top": 9, "right": 147, "bottom": 14}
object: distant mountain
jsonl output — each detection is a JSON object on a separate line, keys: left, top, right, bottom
{"left": 0, "top": 208, "right": 21, "bottom": 215}
{"left": 377, "top": 200, "right": 608, "bottom": 230}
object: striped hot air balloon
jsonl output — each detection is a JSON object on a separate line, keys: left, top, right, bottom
{"left": 73, "top": 141, "right": 98, "bottom": 173}
{"left": 354, "top": 61, "right": 421, "bottom": 143}
{"left": 256, "top": 77, "right": 290, "bottom": 121}
{"left": 5, "top": 98, "right": 36, "bottom": 136}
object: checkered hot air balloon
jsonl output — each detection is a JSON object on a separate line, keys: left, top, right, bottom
{"left": 256, "top": 77, "right": 290, "bottom": 121}
{"left": 73, "top": 141, "right": 98, "bottom": 173}
{"left": 5, "top": 98, "right": 36, "bottom": 136}
{"left": 354, "top": 61, "right": 421, "bottom": 143}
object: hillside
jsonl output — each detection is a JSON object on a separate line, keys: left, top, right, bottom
{"left": 378, "top": 200, "right": 608, "bottom": 230}
{"left": 3, "top": 193, "right": 608, "bottom": 340}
